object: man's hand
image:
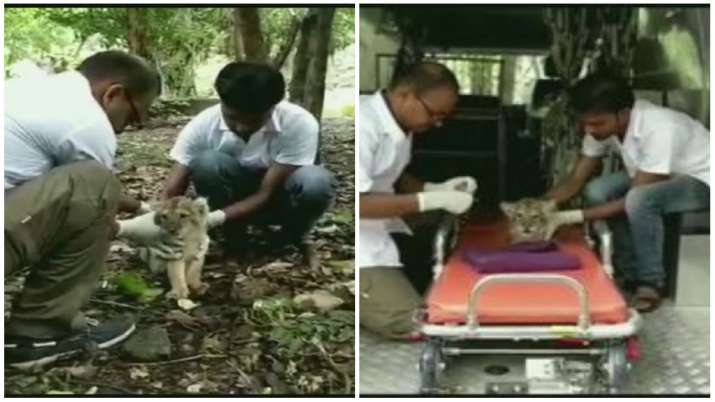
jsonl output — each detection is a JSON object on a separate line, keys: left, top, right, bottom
{"left": 545, "top": 209, "right": 585, "bottom": 239}
{"left": 137, "top": 201, "right": 153, "bottom": 214}
{"left": 222, "top": 163, "right": 297, "bottom": 221}
{"left": 417, "top": 191, "right": 474, "bottom": 214}
{"left": 116, "top": 211, "right": 179, "bottom": 247}
{"left": 207, "top": 210, "right": 227, "bottom": 228}
{"left": 424, "top": 176, "right": 478, "bottom": 194}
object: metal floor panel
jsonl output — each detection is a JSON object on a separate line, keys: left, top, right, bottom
{"left": 359, "top": 304, "right": 709, "bottom": 395}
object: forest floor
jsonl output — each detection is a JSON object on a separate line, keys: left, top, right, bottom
{"left": 4, "top": 111, "right": 355, "bottom": 396}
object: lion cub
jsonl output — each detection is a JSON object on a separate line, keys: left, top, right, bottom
{"left": 153, "top": 196, "right": 210, "bottom": 300}
{"left": 500, "top": 198, "right": 557, "bottom": 243}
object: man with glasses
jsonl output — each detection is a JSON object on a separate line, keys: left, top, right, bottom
{"left": 359, "top": 62, "right": 477, "bottom": 340}
{"left": 4, "top": 50, "right": 177, "bottom": 368}
{"left": 159, "top": 62, "right": 336, "bottom": 269}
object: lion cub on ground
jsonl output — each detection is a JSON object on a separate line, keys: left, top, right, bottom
{"left": 153, "top": 196, "right": 210, "bottom": 300}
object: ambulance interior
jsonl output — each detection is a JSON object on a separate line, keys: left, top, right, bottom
{"left": 359, "top": 5, "right": 710, "bottom": 395}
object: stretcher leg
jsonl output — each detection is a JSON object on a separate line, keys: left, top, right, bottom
{"left": 601, "top": 341, "right": 629, "bottom": 393}
{"left": 419, "top": 338, "right": 445, "bottom": 393}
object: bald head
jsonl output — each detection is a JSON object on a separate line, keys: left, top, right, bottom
{"left": 390, "top": 62, "right": 460, "bottom": 96}
{"left": 386, "top": 62, "right": 460, "bottom": 134}
{"left": 77, "top": 51, "right": 161, "bottom": 134}
{"left": 77, "top": 50, "right": 161, "bottom": 98}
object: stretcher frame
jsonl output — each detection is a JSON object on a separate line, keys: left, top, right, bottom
{"left": 415, "top": 219, "right": 643, "bottom": 394}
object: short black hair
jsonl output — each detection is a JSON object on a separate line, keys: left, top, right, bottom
{"left": 569, "top": 73, "right": 635, "bottom": 114}
{"left": 77, "top": 50, "right": 161, "bottom": 98}
{"left": 389, "top": 62, "right": 460, "bottom": 95}
{"left": 214, "top": 62, "right": 285, "bottom": 114}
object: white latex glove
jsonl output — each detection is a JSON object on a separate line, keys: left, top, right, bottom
{"left": 207, "top": 210, "right": 227, "bottom": 228}
{"left": 416, "top": 191, "right": 473, "bottom": 214}
{"left": 137, "top": 201, "right": 153, "bottom": 214}
{"left": 117, "top": 212, "right": 172, "bottom": 246}
{"left": 545, "top": 209, "right": 585, "bottom": 239}
{"left": 424, "top": 176, "right": 478, "bottom": 194}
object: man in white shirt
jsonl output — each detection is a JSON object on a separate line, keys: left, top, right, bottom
{"left": 545, "top": 73, "right": 710, "bottom": 313}
{"left": 5, "top": 51, "right": 182, "bottom": 369}
{"left": 160, "top": 62, "right": 335, "bottom": 269}
{"left": 360, "top": 63, "right": 477, "bottom": 340}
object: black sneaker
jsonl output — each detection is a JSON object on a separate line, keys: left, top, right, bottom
{"left": 5, "top": 316, "right": 135, "bottom": 370}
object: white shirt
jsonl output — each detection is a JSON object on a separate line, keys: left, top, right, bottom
{"left": 169, "top": 101, "right": 319, "bottom": 169}
{"left": 359, "top": 92, "right": 413, "bottom": 269}
{"left": 582, "top": 99, "right": 709, "bottom": 186}
{"left": 4, "top": 71, "right": 116, "bottom": 189}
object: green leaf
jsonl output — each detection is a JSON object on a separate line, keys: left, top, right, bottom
{"left": 115, "top": 272, "right": 163, "bottom": 303}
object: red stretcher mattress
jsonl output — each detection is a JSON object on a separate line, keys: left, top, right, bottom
{"left": 425, "top": 219, "right": 629, "bottom": 325}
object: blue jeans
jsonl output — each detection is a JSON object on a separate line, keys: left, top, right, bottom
{"left": 188, "top": 150, "right": 336, "bottom": 242}
{"left": 583, "top": 172, "right": 710, "bottom": 287}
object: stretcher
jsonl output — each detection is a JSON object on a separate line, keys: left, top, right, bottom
{"left": 415, "top": 216, "right": 643, "bottom": 394}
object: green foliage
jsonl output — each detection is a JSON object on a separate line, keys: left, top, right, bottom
{"left": 4, "top": 8, "right": 78, "bottom": 72}
{"left": 115, "top": 272, "right": 163, "bottom": 303}
{"left": 5, "top": 6, "right": 354, "bottom": 97}
{"left": 40, "top": 8, "right": 126, "bottom": 46}
{"left": 340, "top": 104, "right": 355, "bottom": 118}
{"left": 260, "top": 8, "right": 307, "bottom": 56}
{"left": 331, "top": 8, "right": 355, "bottom": 54}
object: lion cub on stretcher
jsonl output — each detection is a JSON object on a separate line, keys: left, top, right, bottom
{"left": 500, "top": 198, "right": 557, "bottom": 243}
{"left": 153, "top": 196, "right": 210, "bottom": 300}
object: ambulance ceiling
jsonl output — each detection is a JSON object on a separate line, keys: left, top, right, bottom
{"left": 379, "top": 6, "right": 551, "bottom": 51}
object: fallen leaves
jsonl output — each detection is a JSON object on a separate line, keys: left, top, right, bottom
{"left": 4, "top": 115, "right": 355, "bottom": 395}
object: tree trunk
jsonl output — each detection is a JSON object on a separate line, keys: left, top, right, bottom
{"left": 235, "top": 7, "right": 266, "bottom": 62}
{"left": 163, "top": 49, "right": 196, "bottom": 98}
{"left": 126, "top": 8, "right": 152, "bottom": 60}
{"left": 289, "top": 9, "right": 318, "bottom": 103}
{"left": 303, "top": 8, "right": 335, "bottom": 120}
{"left": 291, "top": 8, "right": 335, "bottom": 120}
{"left": 230, "top": 8, "right": 244, "bottom": 60}
{"left": 270, "top": 15, "right": 302, "bottom": 70}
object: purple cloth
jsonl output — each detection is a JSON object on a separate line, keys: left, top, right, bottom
{"left": 506, "top": 241, "right": 558, "bottom": 253}
{"left": 463, "top": 241, "right": 581, "bottom": 273}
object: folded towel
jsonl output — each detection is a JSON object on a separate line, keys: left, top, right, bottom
{"left": 463, "top": 242, "right": 580, "bottom": 273}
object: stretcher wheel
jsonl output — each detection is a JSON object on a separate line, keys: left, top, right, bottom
{"left": 419, "top": 338, "right": 444, "bottom": 394}
{"left": 603, "top": 342, "right": 628, "bottom": 393}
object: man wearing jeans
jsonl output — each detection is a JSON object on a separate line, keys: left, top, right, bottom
{"left": 5, "top": 51, "right": 181, "bottom": 368}
{"left": 160, "top": 62, "right": 335, "bottom": 268}
{"left": 545, "top": 73, "right": 709, "bottom": 313}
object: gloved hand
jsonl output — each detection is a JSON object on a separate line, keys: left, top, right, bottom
{"left": 137, "top": 201, "right": 153, "bottom": 214}
{"left": 417, "top": 191, "right": 473, "bottom": 214}
{"left": 424, "top": 176, "right": 478, "bottom": 194}
{"left": 117, "top": 211, "right": 176, "bottom": 246}
{"left": 207, "top": 210, "right": 227, "bottom": 228}
{"left": 545, "top": 209, "right": 585, "bottom": 239}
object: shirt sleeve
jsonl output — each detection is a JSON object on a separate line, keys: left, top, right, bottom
{"left": 358, "top": 122, "right": 376, "bottom": 193}
{"left": 169, "top": 113, "right": 209, "bottom": 167}
{"left": 581, "top": 134, "right": 609, "bottom": 158}
{"left": 273, "top": 114, "right": 319, "bottom": 166}
{"left": 636, "top": 124, "right": 676, "bottom": 175}
{"left": 55, "top": 123, "right": 116, "bottom": 170}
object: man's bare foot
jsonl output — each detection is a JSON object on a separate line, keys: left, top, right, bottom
{"left": 299, "top": 241, "right": 320, "bottom": 270}
{"left": 189, "top": 282, "right": 210, "bottom": 296}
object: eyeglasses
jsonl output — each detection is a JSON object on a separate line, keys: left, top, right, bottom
{"left": 416, "top": 95, "right": 449, "bottom": 126}
{"left": 125, "top": 91, "right": 144, "bottom": 129}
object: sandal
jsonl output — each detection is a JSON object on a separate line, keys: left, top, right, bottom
{"left": 630, "top": 285, "right": 662, "bottom": 313}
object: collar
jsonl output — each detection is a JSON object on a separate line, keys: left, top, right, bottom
{"left": 217, "top": 103, "right": 281, "bottom": 134}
